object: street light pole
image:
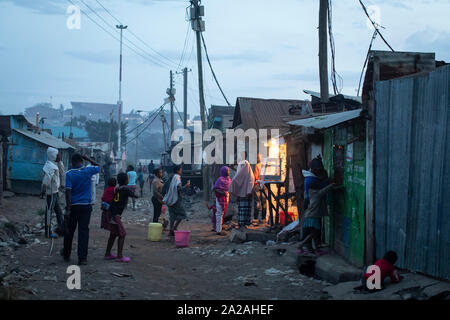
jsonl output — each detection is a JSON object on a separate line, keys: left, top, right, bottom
{"left": 116, "top": 24, "right": 128, "bottom": 171}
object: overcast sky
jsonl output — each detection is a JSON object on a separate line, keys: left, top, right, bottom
{"left": 0, "top": 0, "right": 449, "bottom": 118}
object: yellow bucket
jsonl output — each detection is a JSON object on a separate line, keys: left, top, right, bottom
{"left": 148, "top": 223, "right": 163, "bottom": 242}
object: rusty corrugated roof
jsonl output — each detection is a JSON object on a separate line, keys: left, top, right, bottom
{"left": 232, "top": 97, "right": 311, "bottom": 134}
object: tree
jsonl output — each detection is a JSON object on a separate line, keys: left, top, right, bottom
{"left": 64, "top": 115, "right": 87, "bottom": 129}
{"left": 84, "top": 119, "right": 127, "bottom": 151}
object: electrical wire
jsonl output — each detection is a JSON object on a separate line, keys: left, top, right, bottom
{"left": 76, "top": 0, "right": 175, "bottom": 70}
{"left": 359, "top": 0, "right": 395, "bottom": 52}
{"left": 357, "top": 29, "right": 378, "bottom": 96}
{"left": 327, "top": 0, "right": 343, "bottom": 95}
{"left": 200, "top": 33, "right": 232, "bottom": 106}
{"left": 93, "top": 0, "right": 181, "bottom": 70}
{"left": 126, "top": 104, "right": 168, "bottom": 135}
{"left": 124, "top": 103, "right": 167, "bottom": 146}
{"left": 66, "top": 0, "right": 171, "bottom": 69}
{"left": 177, "top": 23, "right": 192, "bottom": 70}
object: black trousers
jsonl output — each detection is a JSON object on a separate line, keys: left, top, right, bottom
{"left": 152, "top": 196, "right": 162, "bottom": 223}
{"left": 63, "top": 205, "right": 92, "bottom": 262}
{"left": 46, "top": 193, "right": 64, "bottom": 227}
{"left": 253, "top": 188, "right": 267, "bottom": 220}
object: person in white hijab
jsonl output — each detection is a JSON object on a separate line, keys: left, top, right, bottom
{"left": 230, "top": 160, "right": 255, "bottom": 229}
{"left": 41, "top": 147, "right": 64, "bottom": 236}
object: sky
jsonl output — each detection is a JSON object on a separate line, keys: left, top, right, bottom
{"left": 0, "top": 0, "right": 449, "bottom": 118}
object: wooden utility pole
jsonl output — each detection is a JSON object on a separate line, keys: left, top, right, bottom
{"left": 183, "top": 67, "right": 189, "bottom": 129}
{"left": 176, "top": 68, "right": 192, "bottom": 129}
{"left": 116, "top": 24, "right": 128, "bottom": 171}
{"left": 319, "top": 0, "right": 329, "bottom": 108}
{"left": 170, "top": 70, "right": 175, "bottom": 135}
{"left": 191, "top": 0, "right": 210, "bottom": 200}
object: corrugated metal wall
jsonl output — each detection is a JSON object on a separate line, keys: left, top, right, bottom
{"left": 375, "top": 65, "right": 450, "bottom": 280}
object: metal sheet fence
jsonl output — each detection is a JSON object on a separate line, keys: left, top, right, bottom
{"left": 375, "top": 65, "right": 450, "bottom": 280}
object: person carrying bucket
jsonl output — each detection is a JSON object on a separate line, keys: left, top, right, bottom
{"left": 163, "top": 165, "right": 190, "bottom": 237}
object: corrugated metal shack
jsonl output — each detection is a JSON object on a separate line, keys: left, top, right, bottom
{"left": 289, "top": 109, "right": 366, "bottom": 267}
{"left": 366, "top": 56, "right": 449, "bottom": 279}
{"left": 0, "top": 115, "right": 74, "bottom": 195}
{"left": 286, "top": 51, "right": 449, "bottom": 279}
{"left": 232, "top": 97, "right": 312, "bottom": 226}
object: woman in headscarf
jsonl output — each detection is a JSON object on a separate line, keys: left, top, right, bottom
{"left": 230, "top": 160, "right": 255, "bottom": 229}
{"left": 212, "top": 166, "right": 231, "bottom": 235}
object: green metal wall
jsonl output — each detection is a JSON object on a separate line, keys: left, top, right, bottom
{"left": 323, "top": 121, "right": 366, "bottom": 267}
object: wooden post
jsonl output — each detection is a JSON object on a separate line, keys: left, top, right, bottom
{"left": 319, "top": 0, "right": 329, "bottom": 107}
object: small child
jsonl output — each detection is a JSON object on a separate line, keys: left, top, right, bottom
{"left": 360, "top": 251, "right": 403, "bottom": 291}
{"left": 100, "top": 178, "right": 116, "bottom": 229}
{"left": 205, "top": 201, "right": 218, "bottom": 232}
{"left": 103, "top": 172, "right": 138, "bottom": 263}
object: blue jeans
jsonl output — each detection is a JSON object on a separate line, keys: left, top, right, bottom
{"left": 63, "top": 205, "right": 92, "bottom": 261}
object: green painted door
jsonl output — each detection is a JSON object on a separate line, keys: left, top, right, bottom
{"left": 323, "top": 122, "right": 366, "bottom": 267}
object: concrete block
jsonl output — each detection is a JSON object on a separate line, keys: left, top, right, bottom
{"left": 422, "top": 282, "right": 450, "bottom": 299}
{"left": 315, "top": 254, "right": 362, "bottom": 284}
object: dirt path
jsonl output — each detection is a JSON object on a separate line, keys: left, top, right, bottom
{"left": 0, "top": 186, "right": 328, "bottom": 300}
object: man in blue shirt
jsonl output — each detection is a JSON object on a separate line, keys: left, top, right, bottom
{"left": 62, "top": 153, "right": 101, "bottom": 265}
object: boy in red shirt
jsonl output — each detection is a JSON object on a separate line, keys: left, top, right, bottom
{"left": 361, "top": 251, "right": 403, "bottom": 291}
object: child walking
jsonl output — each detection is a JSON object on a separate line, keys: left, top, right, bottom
{"left": 212, "top": 166, "right": 231, "bottom": 235}
{"left": 103, "top": 172, "right": 138, "bottom": 263}
{"left": 205, "top": 201, "right": 217, "bottom": 232}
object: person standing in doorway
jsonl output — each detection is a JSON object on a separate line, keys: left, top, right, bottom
{"left": 62, "top": 154, "right": 101, "bottom": 265}
{"left": 126, "top": 165, "right": 137, "bottom": 211}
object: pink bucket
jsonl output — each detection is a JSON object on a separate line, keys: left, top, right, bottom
{"left": 174, "top": 230, "right": 191, "bottom": 248}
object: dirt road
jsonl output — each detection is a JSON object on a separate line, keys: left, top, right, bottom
{"left": 0, "top": 186, "right": 328, "bottom": 300}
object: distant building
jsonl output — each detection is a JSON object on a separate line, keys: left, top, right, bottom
{"left": 25, "top": 103, "right": 62, "bottom": 121}
{"left": 46, "top": 126, "right": 89, "bottom": 141}
{"left": 208, "top": 105, "right": 235, "bottom": 133}
{"left": 71, "top": 102, "right": 119, "bottom": 122}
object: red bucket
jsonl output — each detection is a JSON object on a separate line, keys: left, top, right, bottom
{"left": 279, "top": 211, "right": 294, "bottom": 226}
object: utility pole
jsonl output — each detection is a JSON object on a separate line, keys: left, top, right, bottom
{"left": 190, "top": 0, "right": 209, "bottom": 200}
{"left": 169, "top": 70, "right": 175, "bottom": 135}
{"left": 108, "top": 109, "right": 113, "bottom": 155}
{"left": 69, "top": 109, "right": 73, "bottom": 139}
{"left": 319, "top": 0, "right": 329, "bottom": 111}
{"left": 176, "top": 67, "right": 192, "bottom": 129}
{"left": 116, "top": 24, "right": 128, "bottom": 171}
{"left": 135, "top": 126, "right": 139, "bottom": 167}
